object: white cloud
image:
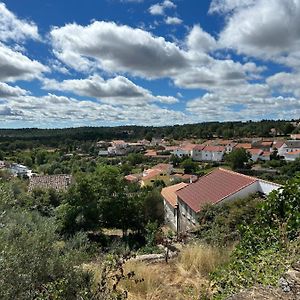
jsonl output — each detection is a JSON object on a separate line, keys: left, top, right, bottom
{"left": 0, "top": 2, "right": 40, "bottom": 42}
{"left": 267, "top": 72, "right": 300, "bottom": 97}
{"left": 50, "top": 21, "right": 188, "bottom": 78}
{"left": 165, "top": 16, "right": 182, "bottom": 25}
{"left": 0, "top": 82, "right": 29, "bottom": 97}
{"left": 187, "top": 25, "right": 216, "bottom": 53}
{"left": 186, "top": 93, "right": 300, "bottom": 122}
{"left": 0, "top": 93, "right": 185, "bottom": 126}
{"left": 42, "top": 75, "right": 179, "bottom": 105}
{"left": 218, "top": 0, "right": 300, "bottom": 69}
{"left": 49, "top": 20, "right": 262, "bottom": 92}
{"left": 149, "top": 0, "right": 176, "bottom": 15}
{"left": 209, "top": 0, "right": 255, "bottom": 14}
{"left": 0, "top": 43, "right": 49, "bottom": 82}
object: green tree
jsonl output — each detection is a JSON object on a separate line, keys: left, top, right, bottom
{"left": 225, "top": 148, "right": 250, "bottom": 170}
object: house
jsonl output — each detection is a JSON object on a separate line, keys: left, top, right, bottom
{"left": 248, "top": 148, "right": 263, "bottom": 162}
{"left": 273, "top": 140, "right": 286, "bottom": 157}
{"left": 28, "top": 174, "right": 74, "bottom": 192}
{"left": 140, "top": 163, "right": 173, "bottom": 187}
{"left": 163, "top": 168, "right": 281, "bottom": 233}
{"left": 200, "top": 146, "right": 226, "bottom": 162}
{"left": 9, "top": 163, "right": 32, "bottom": 178}
{"left": 107, "top": 140, "right": 128, "bottom": 156}
{"left": 173, "top": 144, "right": 196, "bottom": 158}
{"left": 284, "top": 150, "right": 300, "bottom": 161}
{"left": 191, "top": 145, "right": 206, "bottom": 161}
{"left": 161, "top": 182, "right": 188, "bottom": 231}
{"left": 279, "top": 140, "right": 300, "bottom": 161}
{"left": 0, "top": 160, "right": 6, "bottom": 169}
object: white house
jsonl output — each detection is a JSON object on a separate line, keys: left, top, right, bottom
{"left": 248, "top": 148, "right": 263, "bottom": 162}
{"left": 9, "top": 163, "right": 32, "bottom": 178}
{"left": 161, "top": 182, "right": 188, "bottom": 231}
{"left": 163, "top": 168, "right": 281, "bottom": 233}
{"left": 173, "top": 144, "right": 196, "bottom": 158}
{"left": 200, "top": 146, "right": 226, "bottom": 162}
{"left": 284, "top": 150, "right": 300, "bottom": 161}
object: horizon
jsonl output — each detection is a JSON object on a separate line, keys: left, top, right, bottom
{"left": 1, "top": 0, "right": 300, "bottom": 128}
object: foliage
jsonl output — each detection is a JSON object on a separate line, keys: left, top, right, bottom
{"left": 0, "top": 188, "right": 93, "bottom": 299}
{"left": 225, "top": 148, "right": 250, "bottom": 170}
{"left": 196, "top": 195, "right": 262, "bottom": 246}
{"left": 180, "top": 157, "right": 200, "bottom": 174}
{"left": 211, "top": 177, "right": 300, "bottom": 299}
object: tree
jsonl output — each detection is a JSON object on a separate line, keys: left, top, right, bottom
{"left": 181, "top": 158, "right": 199, "bottom": 174}
{"left": 225, "top": 148, "right": 250, "bottom": 170}
{"left": 0, "top": 184, "right": 93, "bottom": 300}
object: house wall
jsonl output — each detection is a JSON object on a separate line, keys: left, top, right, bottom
{"left": 257, "top": 180, "right": 281, "bottom": 194}
{"left": 191, "top": 149, "right": 203, "bottom": 161}
{"left": 174, "top": 149, "right": 191, "bottom": 158}
{"left": 163, "top": 200, "right": 177, "bottom": 231}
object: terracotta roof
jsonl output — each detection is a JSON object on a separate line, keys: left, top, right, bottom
{"left": 273, "top": 141, "right": 286, "bottom": 149}
{"left": 203, "top": 145, "right": 226, "bottom": 152}
{"left": 248, "top": 148, "right": 263, "bottom": 155}
{"left": 153, "top": 163, "right": 172, "bottom": 172}
{"left": 176, "top": 168, "right": 257, "bottom": 213}
{"left": 29, "top": 175, "right": 73, "bottom": 192}
{"left": 142, "top": 169, "right": 162, "bottom": 180}
{"left": 180, "top": 144, "right": 197, "bottom": 151}
{"left": 262, "top": 151, "right": 271, "bottom": 156}
{"left": 161, "top": 182, "right": 189, "bottom": 208}
{"left": 193, "top": 145, "right": 206, "bottom": 151}
{"left": 235, "top": 143, "right": 252, "bottom": 149}
{"left": 260, "top": 141, "right": 273, "bottom": 146}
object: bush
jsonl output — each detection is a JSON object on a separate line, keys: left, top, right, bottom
{"left": 211, "top": 177, "right": 300, "bottom": 299}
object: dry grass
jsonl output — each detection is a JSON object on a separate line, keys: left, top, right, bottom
{"left": 177, "top": 244, "right": 231, "bottom": 276}
{"left": 119, "top": 244, "right": 232, "bottom": 300}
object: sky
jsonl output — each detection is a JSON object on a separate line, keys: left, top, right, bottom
{"left": 0, "top": 0, "right": 300, "bottom": 128}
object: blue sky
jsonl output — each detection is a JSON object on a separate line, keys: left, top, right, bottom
{"left": 0, "top": 0, "right": 300, "bottom": 128}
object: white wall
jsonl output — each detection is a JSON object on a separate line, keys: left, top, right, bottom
{"left": 258, "top": 180, "right": 281, "bottom": 194}
{"left": 163, "top": 199, "right": 177, "bottom": 231}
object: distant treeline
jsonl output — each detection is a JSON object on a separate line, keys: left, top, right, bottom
{"left": 0, "top": 119, "right": 299, "bottom": 149}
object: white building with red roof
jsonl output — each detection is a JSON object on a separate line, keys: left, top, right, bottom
{"left": 162, "top": 168, "right": 281, "bottom": 233}
{"left": 161, "top": 182, "right": 188, "bottom": 230}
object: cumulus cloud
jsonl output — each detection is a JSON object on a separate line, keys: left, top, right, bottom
{"left": 267, "top": 72, "right": 300, "bottom": 97}
{"left": 149, "top": 0, "right": 176, "bottom": 15}
{"left": 50, "top": 21, "right": 188, "bottom": 77}
{"left": 49, "top": 20, "right": 262, "bottom": 92}
{"left": 218, "top": 0, "right": 300, "bottom": 69}
{"left": 0, "top": 2, "right": 40, "bottom": 42}
{"left": 165, "top": 16, "right": 182, "bottom": 25}
{"left": 0, "top": 43, "right": 49, "bottom": 82}
{"left": 187, "top": 25, "right": 217, "bottom": 53}
{"left": 0, "top": 82, "right": 29, "bottom": 97}
{"left": 186, "top": 93, "right": 300, "bottom": 122}
{"left": 0, "top": 93, "right": 185, "bottom": 126}
{"left": 42, "top": 75, "right": 178, "bottom": 105}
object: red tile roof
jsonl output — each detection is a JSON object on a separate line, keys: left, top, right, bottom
{"left": 161, "top": 182, "right": 189, "bottom": 208}
{"left": 193, "top": 145, "right": 206, "bottom": 151}
{"left": 248, "top": 148, "right": 263, "bottom": 155}
{"left": 203, "top": 145, "right": 226, "bottom": 152}
{"left": 176, "top": 168, "right": 257, "bottom": 213}
{"left": 235, "top": 143, "right": 252, "bottom": 149}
